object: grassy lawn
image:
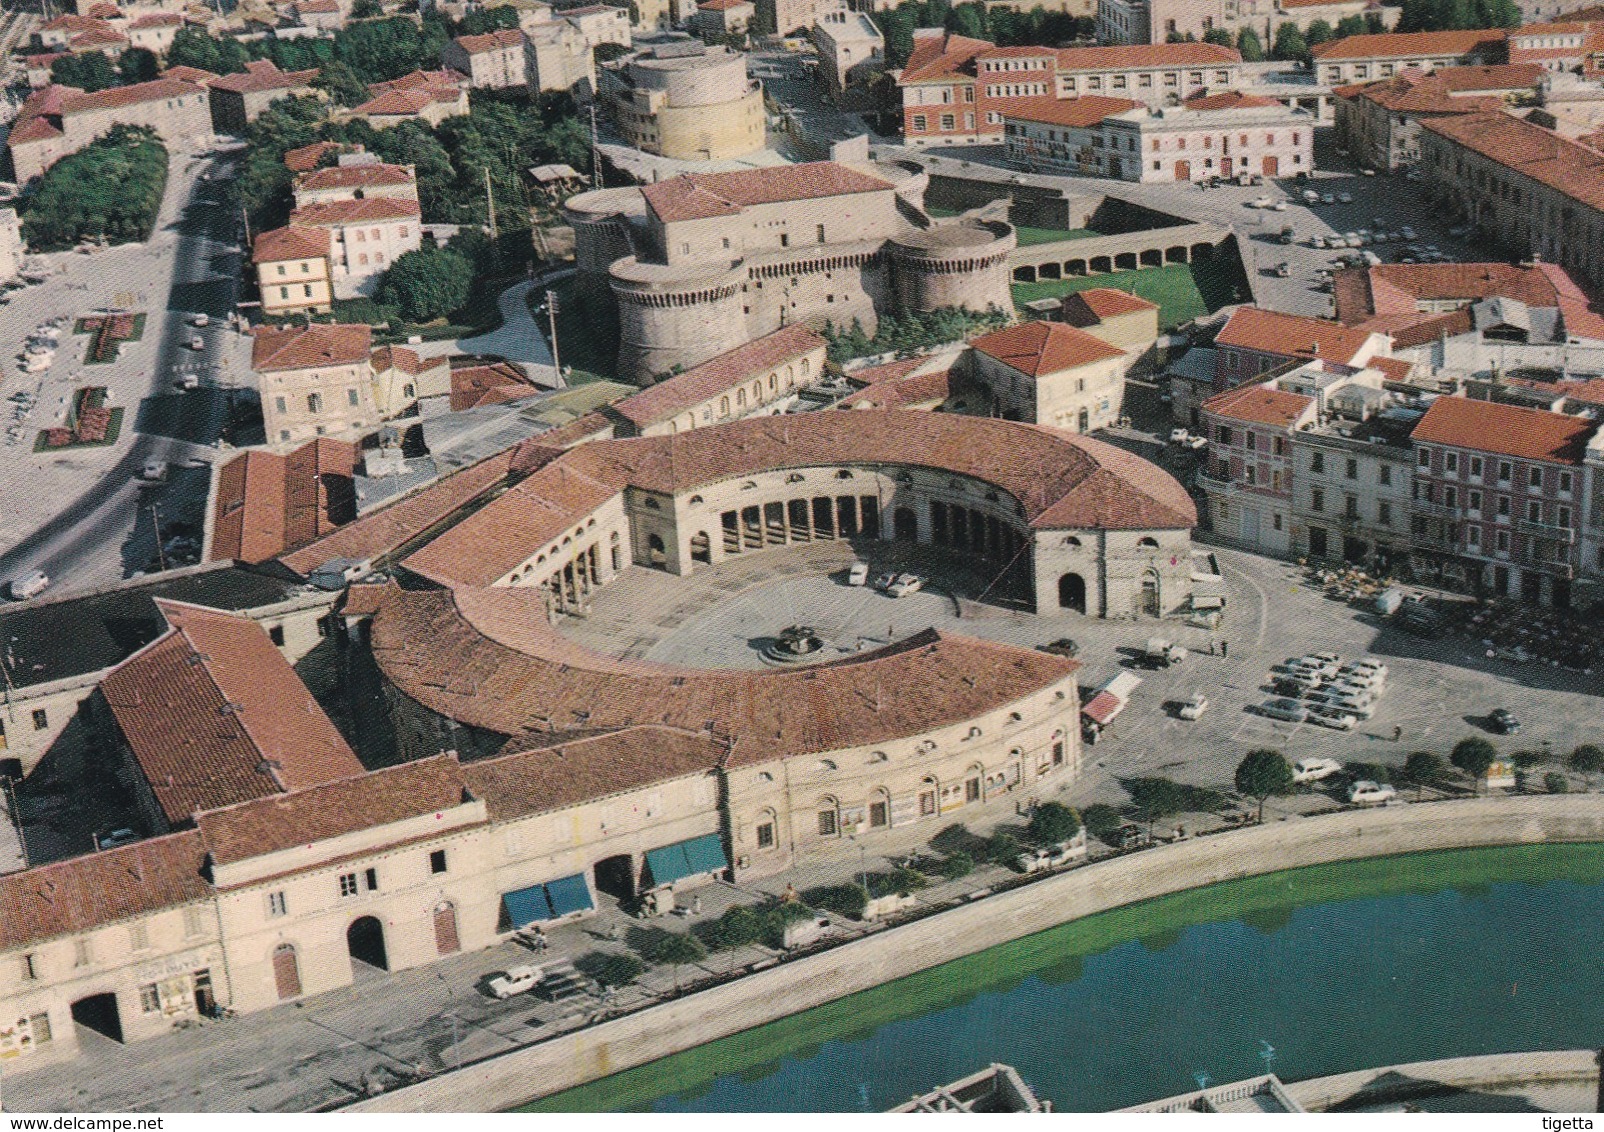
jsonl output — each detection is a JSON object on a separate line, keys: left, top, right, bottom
{"left": 537, "top": 277, "right": 618, "bottom": 384}
{"left": 1011, "top": 259, "right": 1248, "bottom": 330}
{"left": 526, "top": 842, "right": 1604, "bottom": 1113}
{"left": 1015, "top": 226, "right": 1100, "bottom": 247}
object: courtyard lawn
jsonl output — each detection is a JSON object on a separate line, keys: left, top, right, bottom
{"left": 1010, "top": 258, "right": 1247, "bottom": 330}
{"left": 1014, "top": 226, "right": 1101, "bottom": 247}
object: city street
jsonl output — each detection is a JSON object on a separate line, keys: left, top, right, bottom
{"left": 0, "top": 143, "right": 250, "bottom": 598}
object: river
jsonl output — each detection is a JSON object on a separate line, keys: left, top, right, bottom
{"left": 528, "top": 844, "right": 1604, "bottom": 1112}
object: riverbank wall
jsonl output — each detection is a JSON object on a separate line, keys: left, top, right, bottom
{"left": 345, "top": 794, "right": 1604, "bottom": 1112}
{"left": 1287, "top": 1049, "right": 1602, "bottom": 1112}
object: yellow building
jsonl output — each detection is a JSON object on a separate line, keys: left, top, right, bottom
{"left": 253, "top": 226, "right": 333, "bottom": 318}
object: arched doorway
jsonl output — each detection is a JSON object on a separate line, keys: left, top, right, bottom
{"left": 70, "top": 993, "right": 123, "bottom": 1043}
{"left": 647, "top": 533, "right": 666, "bottom": 568}
{"left": 433, "top": 902, "right": 460, "bottom": 956}
{"left": 272, "top": 943, "right": 301, "bottom": 1000}
{"left": 1139, "top": 571, "right": 1161, "bottom": 617}
{"left": 689, "top": 531, "right": 711, "bottom": 564}
{"left": 894, "top": 506, "right": 917, "bottom": 541}
{"left": 346, "top": 916, "right": 388, "bottom": 971}
{"left": 1058, "top": 572, "right": 1086, "bottom": 613}
{"left": 594, "top": 853, "right": 636, "bottom": 900}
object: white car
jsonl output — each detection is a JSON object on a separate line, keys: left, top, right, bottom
{"left": 1342, "top": 658, "right": 1389, "bottom": 680}
{"left": 1249, "top": 196, "right": 1274, "bottom": 209}
{"left": 1170, "top": 428, "right": 1191, "bottom": 444}
{"left": 1338, "top": 192, "right": 1354, "bottom": 204}
{"left": 188, "top": 336, "right": 205, "bottom": 350}
{"left": 1310, "top": 234, "right": 1327, "bottom": 249}
{"left": 847, "top": 561, "right": 869, "bottom": 586}
{"left": 1261, "top": 698, "right": 1308, "bottom": 723}
{"left": 1334, "top": 671, "right": 1385, "bottom": 695}
{"left": 887, "top": 573, "right": 924, "bottom": 598}
{"left": 488, "top": 964, "right": 543, "bottom": 999}
{"left": 1349, "top": 780, "right": 1397, "bottom": 805}
{"left": 7, "top": 570, "right": 49, "bottom": 601}
{"left": 1183, "top": 434, "right": 1207, "bottom": 450}
{"left": 191, "top": 313, "right": 210, "bottom": 328}
{"left": 1177, "top": 694, "right": 1209, "bottom": 720}
{"left": 1305, "top": 706, "right": 1358, "bottom": 732}
{"left": 1291, "top": 756, "right": 1342, "bottom": 783}
{"left": 141, "top": 460, "right": 168, "bottom": 481}
{"left": 1269, "top": 200, "right": 1288, "bottom": 211}
{"left": 1290, "top": 657, "right": 1339, "bottom": 679}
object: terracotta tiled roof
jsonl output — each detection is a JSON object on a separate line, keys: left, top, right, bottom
{"left": 698, "top": 0, "right": 750, "bottom": 10}
{"left": 1506, "top": 374, "right": 1604, "bottom": 406}
{"left": 453, "top": 28, "right": 527, "bottom": 53}
{"left": 608, "top": 325, "right": 825, "bottom": 428}
{"left": 1421, "top": 111, "right": 1604, "bottom": 216}
{"left": 1182, "top": 90, "right": 1279, "bottom": 111}
{"left": 1215, "top": 306, "right": 1378, "bottom": 363}
{"left": 997, "top": 93, "right": 1140, "bottom": 127}
{"left": 372, "top": 587, "right": 1081, "bottom": 766}
{"left": 899, "top": 31, "right": 992, "bottom": 84}
{"left": 845, "top": 356, "right": 926, "bottom": 387}
{"left": 210, "top": 59, "right": 319, "bottom": 94}
{"left": 371, "top": 344, "right": 447, "bottom": 376}
{"left": 1061, "top": 287, "right": 1159, "bottom": 324}
{"left": 66, "top": 23, "right": 127, "bottom": 48}
{"left": 642, "top": 162, "right": 893, "bottom": 223}
{"left": 278, "top": 448, "right": 516, "bottom": 576}
{"left": 838, "top": 363, "right": 956, "bottom": 410}
{"left": 284, "top": 139, "right": 344, "bottom": 173}
{"left": 252, "top": 224, "right": 330, "bottom": 264}
{"left": 162, "top": 64, "right": 219, "bottom": 85}
{"left": 404, "top": 411, "right": 1196, "bottom": 588}
{"left": 129, "top": 13, "right": 183, "bottom": 28}
{"left": 971, "top": 320, "right": 1126, "bottom": 376}
{"left": 7, "top": 114, "right": 63, "bottom": 143}
{"left": 100, "top": 600, "right": 363, "bottom": 826}
{"left": 194, "top": 755, "right": 470, "bottom": 867}
{"left": 295, "top": 162, "right": 415, "bottom": 192}
{"left": 1435, "top": 62, "right": 1546, "bottom": 91}
{"left": 356, "top": 89, "right": 436, "bottom": 116}
{"left": 1052, "top": 42, "right": 1239, "bottom": 70}
{"left": 251, "top": 323, "right": 372, "bottom": 371}
{"left": 464, "top": 727, "right": 724, "bottom": 819}
{"left": 1411, "top": 395, "right": 1597, "bottom": 463}
{"left": 209, "top": 438, "right": 360, "bottom": 564}
{"left": 295, "top": 0, "right": 341, "bottom": 12}
{"left": 59, "top": 77, "right": 200, "bottom": 114}
{"left": 0, "top": 832, "right": 211, "bottom": 951}
{"left": 289, "top": 197, "right": 421, "bottom": 226}
{"left": 450, "top": 361, "right": 539, "bottom": 412}
{"left": 1332, "top": 262, "right": 1604, "bottom": 337}
{"left": 1311, "top": 29, "right": 1508, "bottom": 60}
{"left": 1201, "top": 382, "right": 1313, "bottom": 427}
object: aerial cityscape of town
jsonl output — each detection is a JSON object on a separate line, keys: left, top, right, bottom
{"left": 2, "top": 0, "right": 1604, "bottom": 1115}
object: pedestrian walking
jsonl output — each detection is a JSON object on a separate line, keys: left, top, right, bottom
{"left": 1220, "top": 640, "right": 1229, "bottom": 659}
{"left": 1393, "top": 725, "right": 1403, "bottom": 742}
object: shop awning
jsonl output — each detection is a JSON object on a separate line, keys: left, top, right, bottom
{"left": 645, "top": 833, "right": 728, "bottom": 887}
{"left": 502, "top": 883, "right": 554, "bottom": 928}
{"left": 544, "top": 873, "right": 594, "bottom": 918}
{"left": 1081, "top": 690, "right": 1125, "bottom": 727}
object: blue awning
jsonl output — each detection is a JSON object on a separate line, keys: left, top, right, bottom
{"left": 502, "top": 883, "right": 553, "bottom": 928}
{"left": 544, "top": 873, "right": 594, "bottom": 918}
{"left": 645, "top": 833, "right": 728, "bottom": 887}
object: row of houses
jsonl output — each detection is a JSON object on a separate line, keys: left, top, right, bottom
{"left": 1189, "top": 266, "right": 1604, "bottom": 606}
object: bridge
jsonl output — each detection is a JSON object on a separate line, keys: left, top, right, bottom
{"left": 1007, "top": 221, "right": 1234, "bottom": 284}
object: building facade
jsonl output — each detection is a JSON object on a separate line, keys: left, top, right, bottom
{"left": 252, "top": 323, "right": 378, "bottom": 448}
{"left": 812, "top": 8, "right": 883, "bottom": 101}
{"left": 602, "top": 43, "right": 765, "bottom": 160}
{"left": 442, "top": 28, "right": 531, "bottom": 90}
{"left": 968, "top": 320, "right": 1131, "bottom": 431}
{"left": 286, "top": 197, "right": 422, "bottom": 299}
{"left": 1333, "top": 65, "right": 1544, "bottom": 172}
{"left": 208, "top": 61, "right": 321, "bottom": 133}
{"left": 1310, "top": 29, "right": 1509, "bottom": 86}
{"left": 1096, "top": 0, "right": 1399, "bottom": 47}
{"left": 7, "top": 77, "right": 210, "bottom": 184}
{"left": 253, "top": 226, "right": 334, "bottom": 317}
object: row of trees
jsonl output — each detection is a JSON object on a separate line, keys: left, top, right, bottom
{"left": 21, "top": 125, "right": 168, "bottom": 252}
{"left": 1395, "top": 0, "right": 1523, "bottom": 32}
{"left": 823, "top": 306, "right": 1012, "bottom": 364}
{"left": 50, "top": 47, "right": 159, "bottom": 92}
{"left": 873, "top": 1, "right": 1094, "bottom": 69}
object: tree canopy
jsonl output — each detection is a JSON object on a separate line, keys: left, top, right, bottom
{"left": 1570, "top": 744, "right": 1604, "bottom": 785}
{"left": 1396, "top": 0, "right": 1520, "bottom": 31}
{"left": 166, "top": 25, "right": 252, "bottom": 75}
{"left": 333, "top": 15, "right": 451, "bottom": 84}
{"left": 1450, "top": 737, "right": 1498, "bottom": 784}
{"left": 874, "top": 1, "right": 1092, "bottom": 68}
{"left": 1202, "top": 27, "right": 1233, "bottom": 46}
{"left": 1126, "top": 777, "right": 1185, "bottom": 826}
{"left": 51, "top": 51, "right": 118, "bottom": 92}
{"left": 1271, "top": 22, "right": 1310, "bottom": 63}
{"left": 118, "top": 48, "right": 159, "bottom": 85}
{"left": 1235, "top": 27, "right": 1264, "bottom": 61}
{"left": 22, "top": 125, "right": 168, "bottom": 252}
{"left": 379, "top": 244, "right": 474, "bottom": 323}
{"left": 1027, "top": 801, "right": 1082, "bottom": 843}
{"left": 1234, "top": 749, "right": 1294, "bottom": 819}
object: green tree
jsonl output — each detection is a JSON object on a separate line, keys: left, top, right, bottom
{"left": 379, "top": 244, "right": 473, "bottom": 322}
{"left": 1304, "top": 18, "right": 1334, "bottom": 44}
{"left": 802, "top": 882, "right": 869, "bottom": 918}
{"left": 574, "top": 950, "right": 644, "bottom": 987}
{"left": 351, "top": 0, "right": 384, "bottom": 16}
{"left": 946, "top": 1, "right": 987, "bottom": 39}
{"left": 1027, "top": 800, "right": 1082, "bottom": 843}
{"left": 630, "top": 927, "right": 705, "bottom": 988}
{"left": 21, "top": 126, "right": 168, "bottom": 251}
{"left": 1234, "top": 748, "right": 1294, "bottom": 821}
{"left": 1081, "top": 803, "right": 1121, "bottom": 842}
{"left": 1234, "top": 26, "right": 1265, "bottom": 60}
{"left": 1545, "top": 773, "right": 1569, "bottom": 795}
{"left": 938, "top": 851, "right": 974, "bottom": 880}
{"left": 1569, "top": 744, "right": 1604, "bottom": 789}
{"left": 1451, "top": 737, "right": 1498, "bottom": 790}
{"left": 595, "top": 41, "right": 631, "bottom": 63}
{"left": 696, "top": 905, "right": 765, "bottom": 950}
{"left": 118, "top": 47, "right": 159, "bottom": 85}
{"left": 1202, "top": 27, "right": 1233, "bottom": 46}
{"left": 456, "top": 4, "right": 519, "bottom": 34}
{"left": 875, "top": 8, "right": 918, "bottom": 68}
{"left": 166, "top": 26, "right": 251, "bottom": 74}
{"left": 984, "top": 830, "right": 1021, "bottom": 865}
{"left": 1400, "top": 750, "right": 1443, "bottom": 800}
{"left": 1126, "top": 777, "right": 1185, "bottom": 833}
{"left": 1271, "top": 22, "right": 1310, "bottom": 62}
{"left": 1335, "top": 14, "right": 1367, "bottom": 36}
{"left": 313, "top": 59, "right": 370, "bottom": 106}
{"left": 51, "top": 51, "right": 119, "bottom": 92}
{"left": 334, "top": 15, "right": 442, "bottom": 83}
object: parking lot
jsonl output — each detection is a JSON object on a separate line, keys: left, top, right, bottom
{"left": 562, "top": 540, "right": 1604, "bottom": 813}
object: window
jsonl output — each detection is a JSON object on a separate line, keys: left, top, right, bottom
{"left": 1379, "top": 464, "right": 1391, "bottom": 486}
{"left": 1346, "top": 458, "right": 1357, "bottom": 480}
{"left": 817, "top": 808, "right": 837, "bottom": 836}
{"left": 1273, "top": 512, "right": 1283, "bottom": 531}
{"left": 339, "top": 873, "right": 360, "bottom": 898}
{"left": 274, "top": 396, "right": 287, "bottom": 415}
{"left": 756, "top": 820, "right": 775, "bottom": 849}
{"left": 1497, "top": 530, "right": 1510, "bottom": 551}
{"left": 1445, "top": 487, "right": 1456, "bottom": 508}
{"left": 1499, "top": 460, "right": 1512, "bottom": 482}
{"left": 1468, "top": 525, "right": 1480, "bottom": 547}
{"left": 279, "top": 287, "right": 289, "bottom": 300}
{"left": 1311, "top": 451, "right": 1324, "bottom": 474}
{"left": 268, "top": 890, "right": 288, "bottom": 917}
{"left": 31, "top": 709, "right": 47, "bottom": 731}
{"left": 276, "top": 264, "right": 287, "bottom": 276}
{"left": 1246, "top": 432, "right": 1256, "bottom": 451}
{"left": 1559, "top": 506, "right": 1572, "bottom": 528}
{"left": 1469, "top": 490, "right": 1482, "bottom": 513}
{"left": 307, "top": 392, "right": 322, "bottom": 414}
{"left": 1560, "top": 471, "right": 1573, "bottom": 493}
{"left": 912, "top": 114, "right": 927, "bottom": 131}
{"left": 73, "top": 938, "right": 92, "bottom": 968}
{"left": 1445, "top": 452, "right": 1458, "bottom": 473}
{"left": 1529, "top": 466, "right": 1542, "bottom": 488}
{"left": 129, "top": 921, "right": 149, "bottom": 951}
{"left": 1311, "top": 487, "right": 1324, "bottom": 512}
{"left": 1216, "top": 425, "right": 1232, "bottom": 446}
{"left": 19, "top": 953, "right": 36, "bottom": 981}
{"left": 1418, "top": 448, "right": 1431, "bottom": 467}
{"left": 1378, "top": 501, "right": 1392, "bottom": 525}
{"left": 816, "top": 224, "right": 826, "bottom": 244}
{"left": 303, "top": 285, "right": 313, "bottom": 299}
{"left": 429, "top": 849, "right": 448, "bottom": 875}
{"left": 365, "top": 867, "right": 379, "bottom": 892}
{"left": 347, "top": 388, "right": 359, "bottom": 407}
{"left": 940, "top": 114, "right": 955, "bottom": 131}
{"left": 139, "top": 984, "right": 161, "bottom": 1014}
{"left": 1498, "top": 495, "right": 1510, "bottom": 517}
{"left": 1274, "top": 437, "right": 1287, "bottom": 457}
{"left": 1345, "top": 495, "right": 1359, "bottom": 519}
{"left": 1528, "top": 501, "right": 1542, "bottom": 522}
{"left": 1470, "top": 456, "right": 1483, "bottom": 477}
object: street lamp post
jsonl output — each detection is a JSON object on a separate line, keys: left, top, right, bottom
{"left": 545, "top": 289, "right": 561, "bottom": 378}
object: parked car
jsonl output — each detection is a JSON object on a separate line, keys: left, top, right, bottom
{"left": 1143, "top": 637, "right": 1186, "bottom": 668}
{"left": 1170, "top": 428, "right": 1192, "bottom": 444}
{"left": 1177, "top": 693, "right": 1209, "bottom": 720}
{"left": 488, "top": 965, "right": 543, "bottom": 999}
{"left": 1248, "top": 195, "right": 1274, "bottom": 209}
{"left": 1301, "top": 189, "right": 1321, "bottom": 204}
{"left": 1348, "top": 780, "right": 1397, "bottom": 805}
{"left": 1400, "top": 226, "right": 1417, "bottom": 240}
{"left": 1280, "top": 669, "right": 1325, "bottom": 692}
{"left": 1039, "top": 638, "right": 1079, "bottom": 658}
{"left": 847, "top": 561, "right": 869, "bottom": 586}
{"left": 97, "top": 828, "right": 139, "bottom": 850}
{"left": 887, "top": 573, "right": 924, "bottom": 598}
{"left": 1306, "top": 706, "right": 1358, "bottom": 731}
{"left": 1321, "top": 193, "right": 1336, "bottom": 205}
{"left": 1271, "top": 261, "right": 1291, "bottom": 277}
{"left": 7, "top": 570, "right": 49, "bottom": 601}
{"left": 1490, "top": 708, "right": 1521, "bottom": 735}
{"left": 1344, "top": 657, "right": 1389, "bottom": 679}
{"left": 179, "top": 374, "right": 200, "bottom": 390}
{"left": 1338, "top": 192, "right": 1354, "bottom": 203}
{"left": 1291, "top": 756, "right": 1342, "bottom": 783}
{"left": 141, "top": 459, "right": 168, "bottom": 481}
{"left": 191, "top": 313, "right": 210, "bottom": 328}
{"left": 1260, "top": 698, "right": 1308, "bottom": 723}
{"left": 1183, "top": 434, "right": 1207, "bottom": 450}
{"left": 1310, "top": 234, "right": 1327, "bottom": 249}
{"left": 873, "top": 572, "right": 897, "bottom": 592}
{"left": 187, "top": 335, "right": 205, "bottom": 350}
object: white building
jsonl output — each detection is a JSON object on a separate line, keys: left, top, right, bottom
{"left": 287, "top": 198, "right": 423, "bottom": 300}
{"left": 1099, "top": 92, "right": 1315, "bottom": 183}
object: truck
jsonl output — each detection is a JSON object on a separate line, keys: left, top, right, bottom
{"left": 1142, "top": 638, "right": 1186, "bottom": 668}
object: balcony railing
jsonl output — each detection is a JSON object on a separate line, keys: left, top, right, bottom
{"left": 1195, "top": 472, "right": 1236, "bottom": 495}
{"left": 1517, "top": 518, "right": 1576, "bottom": 544}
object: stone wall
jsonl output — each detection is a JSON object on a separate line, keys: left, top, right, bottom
{"left": 346, "top": 794, "right": 1604, "bottom": 1112}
